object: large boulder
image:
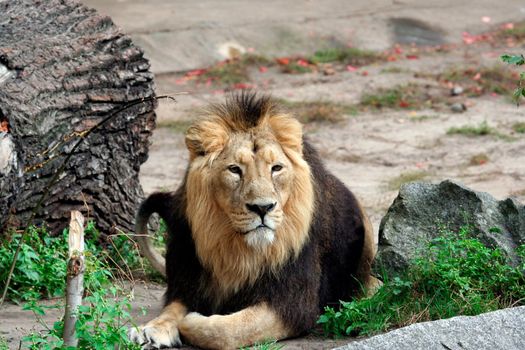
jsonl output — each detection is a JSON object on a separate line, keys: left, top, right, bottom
{"left": 376, "top": 180, "right": 525, "bottom": 273}
{"left": 336, "top": 306, "right": 525, "bottom": 350}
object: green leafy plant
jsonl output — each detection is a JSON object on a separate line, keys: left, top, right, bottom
{"left": 318, "top": 227, "right": 525, "bottom": 337}
{"left": 501, "top": 54, "right": 525, "bottom": 103}
{"left": 0, "top": 226, "right": 68, "bottom": 301}
{"left": 0, "top": 336, "right": 8, "bottom": 350}
{"left": 19, "top": 225, "right": 143, "bottom": 349}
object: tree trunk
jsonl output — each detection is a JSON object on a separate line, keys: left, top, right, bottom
{"left": 0, "top": 0, "right": 157, "bottom": 235}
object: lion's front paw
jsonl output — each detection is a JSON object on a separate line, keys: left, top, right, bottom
{"left": 128, "top": 320, "right": 182, "bottom": 349}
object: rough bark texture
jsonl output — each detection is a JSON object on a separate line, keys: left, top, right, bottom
{"left": 0, "top": 0, "right": 156, "bottom": 235}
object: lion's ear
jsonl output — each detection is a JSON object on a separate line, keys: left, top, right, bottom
{"left": 185, "top": 119, "right": 229, "bottom": 160}
{"left": 268, "top": 115, "right": 303, "bottom": 155}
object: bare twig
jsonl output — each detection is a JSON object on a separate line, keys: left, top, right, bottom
{"left": 0, "top": 94, "right": 179, "bottom": 306}
{"left": 63, "top": 211, "right": 85, "bottom": 347}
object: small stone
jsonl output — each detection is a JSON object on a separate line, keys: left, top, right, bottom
{"left": 323, "top": 66, "right": 336, "bottom": 76}
{"left": 451, "top": 102, "right": 466, "bottom": 113}
{"left": 450, "top": 85, "right": 464, "bottom": 96}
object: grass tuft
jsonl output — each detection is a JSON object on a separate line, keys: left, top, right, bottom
{"left": 318, "top": 227, "right": 525, "bottom": 337}
{"left": 359, "top": 84, "right": 442, "bottom": 110}
{"left": 447, "top": 121, "right": 494, "bottom": 136}
{"left": 439, "top": 66, "right": 518, "bottom": 97}
{"left": 309, "top": 47, "right": 380, "bottom": 66}
{"left": 200, "top": 54, "right": 272, "bottom": 86}
{"left": 512, "top": 122, "right": 525, "bottom": 133}
{"left": 387, "top": 171, "right": 429, "bottom": 191}
{"left": 278, "top": 99, "right": 357, "bottom": 123}
{"left": 469, "top": 153, "right": 489, "bottom": 166}
{"left": 446, "top": 121, "right": 515, "bottom": 141}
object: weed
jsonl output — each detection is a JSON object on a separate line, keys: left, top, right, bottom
{"left": 512, "top": 122, "right": 525, "bottom": 133}
{"left": 0, "top": 226, "right": 68, "bottom": 301}
{"left": 0, "top": 221, "right": 163, "bottom": 302}
{"left": 447, "top": 121, "right": 507, "bottom": 138}
{"left": 3, "top": 223, "right": 148, "bottom": 349}
{"left": 22, "top": 264, "right": 141, "bottom": 349}
{"left": 200, "top": 54, "right": 271, "bottom": 86}
{"left": 241, "top": 340, "right": 283, "bottom": 350}
{"left": 469, "top": 153, "right": 489, "bottom": 166}
{"left": 439, "top": 66, "right": 518, "bottom": 97}
{"left": 387, "top": 171, "right": 429, "bottom": 191}
{"left": 277, "top": 99, "right": 357, "bottom": 123}
{"left": 318, "top": 227, "right": 525, "bottom": 337}
{"left": 0, "top": 336, "right": 7, "bottom": 350}
{"left": 359, "top": 84, "right": 440, "bottom": 110}
{"left": 309, "top": 47, "right": 380, "bottom": 66}
{"left": 498, "top": 22, "right": 525, "bottom": 41}
{"left": 280, "top": 61, "right": 313, "bottom": 74}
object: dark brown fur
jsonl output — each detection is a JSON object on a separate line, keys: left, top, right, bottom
{"left": 138, "top": 102, "right": 369, "bottom": 339}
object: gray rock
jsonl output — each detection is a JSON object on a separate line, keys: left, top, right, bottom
{"left": 376, "top": 180, "right": 525, "bottom": 273}
{"left": 450, "top": 102, "right": 467, "bottom": 112}
{"left": 336, "top": 306, "right": 525, "bottom": 350}
{"left": 450, "top": 85, "right": 464, "bottom": 96}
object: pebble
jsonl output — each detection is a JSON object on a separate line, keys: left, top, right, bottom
{"left": 450, "top": 102, "right": 467, "bottom": 113}
{"left": 450, "top": 86, "right": 464, "bottom": 96}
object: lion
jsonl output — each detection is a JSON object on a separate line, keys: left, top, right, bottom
{"left": 129, "top": 92, "right": 380, "bottom": 349}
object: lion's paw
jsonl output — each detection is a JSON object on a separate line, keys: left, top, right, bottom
{"left": 128, "top": 320, "right": 182, "bottom": 349}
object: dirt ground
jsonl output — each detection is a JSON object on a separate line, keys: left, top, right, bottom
{"left": 2, "top": 2, "right": 525, "bottom": 349}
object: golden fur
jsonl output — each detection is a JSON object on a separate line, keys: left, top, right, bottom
{"left": 185, "top": 111, "right": 315, "bottom": 301}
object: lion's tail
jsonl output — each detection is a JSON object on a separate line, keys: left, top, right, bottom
{"left": 135, "top": 192, "right": 171, "bottom": 277}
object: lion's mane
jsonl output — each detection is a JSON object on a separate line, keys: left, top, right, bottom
{"left": 136, "top": 92, "right": 375, "bottom": 336}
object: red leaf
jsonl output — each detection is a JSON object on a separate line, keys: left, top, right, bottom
{"left": 399, "top": 100, "right": 410, "bottom": 108}
{"left": 259, "top": 66, "right": 268, "bottom": 73}
{"left": 297, "top": 59, "right": 309, "bottom": 67}
{"left": 276, "top": 57, "right": 290, "bottom": 65}
{"left": 346, "top": 65, "right": 358, "bottom": 72}
{"left": 406, "top": 55, "right": 419, "bottom": 60}
{"left": 186, "top": 69, "right": 206, "bottom": 77}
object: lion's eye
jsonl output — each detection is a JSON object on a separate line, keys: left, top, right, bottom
{"left": 271, "top": 164, "right": 283, "bottom": 173}
{"left": 228, "top": 165, "right": 242, "bottom": 175}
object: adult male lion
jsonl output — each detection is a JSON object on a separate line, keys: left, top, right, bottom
{"left": 130, "top": 92, "right": 379, "bottom": 349}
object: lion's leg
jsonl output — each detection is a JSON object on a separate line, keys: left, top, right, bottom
{"left": 178, "top": 303, "right": 290, "bottom": 350}
{"left": 129, "top": 300, "right": 187, "bottom": 349}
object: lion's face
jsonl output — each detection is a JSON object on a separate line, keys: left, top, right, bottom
{"left": 210, "top": 128, "right": 294, "bottom": 248}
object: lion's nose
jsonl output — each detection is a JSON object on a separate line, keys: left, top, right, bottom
{"left": 246, "top": 202, "right": 276, "bottom": 217}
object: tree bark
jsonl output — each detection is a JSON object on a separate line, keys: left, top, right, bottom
{"left": 0, "top": 0, "right": 157, "bottom": 235}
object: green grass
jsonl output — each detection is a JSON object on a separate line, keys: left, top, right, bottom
{"left": 309, "top": 47, "right": 380, "bottom": 66}
{"left": 0, "top": 336, "right": 7, "bottom": 350}
{"left": 241, "top": 341, "right": 283, "bottom": 350}
{"left": 447, "top": 121, "right": 493, "bottom": 136}
{"left": 446, "top": 121, "right": 514, "bottom": 141}
{"left": 318, "top": 227, "right": 525, "bottom": 337}
{"left": 278, "top": 99, "right": 357, "bottom": 123}
{"left": 512, "top": 122, "right": 525, "bottom": 133}
{"left": 359, "top": 84, "right": 439, "bottom": 110}
{"left": 0, "top": 220, "right": 166, "bottom": 302}
{"left": 498, "top": 21, "right": 525, "bottom": 41}
{"left": 439, "top": 66, "right": 518, "bottom": 97}
{"left": 387, "top": 171, "right": 430, "bottom": 191}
